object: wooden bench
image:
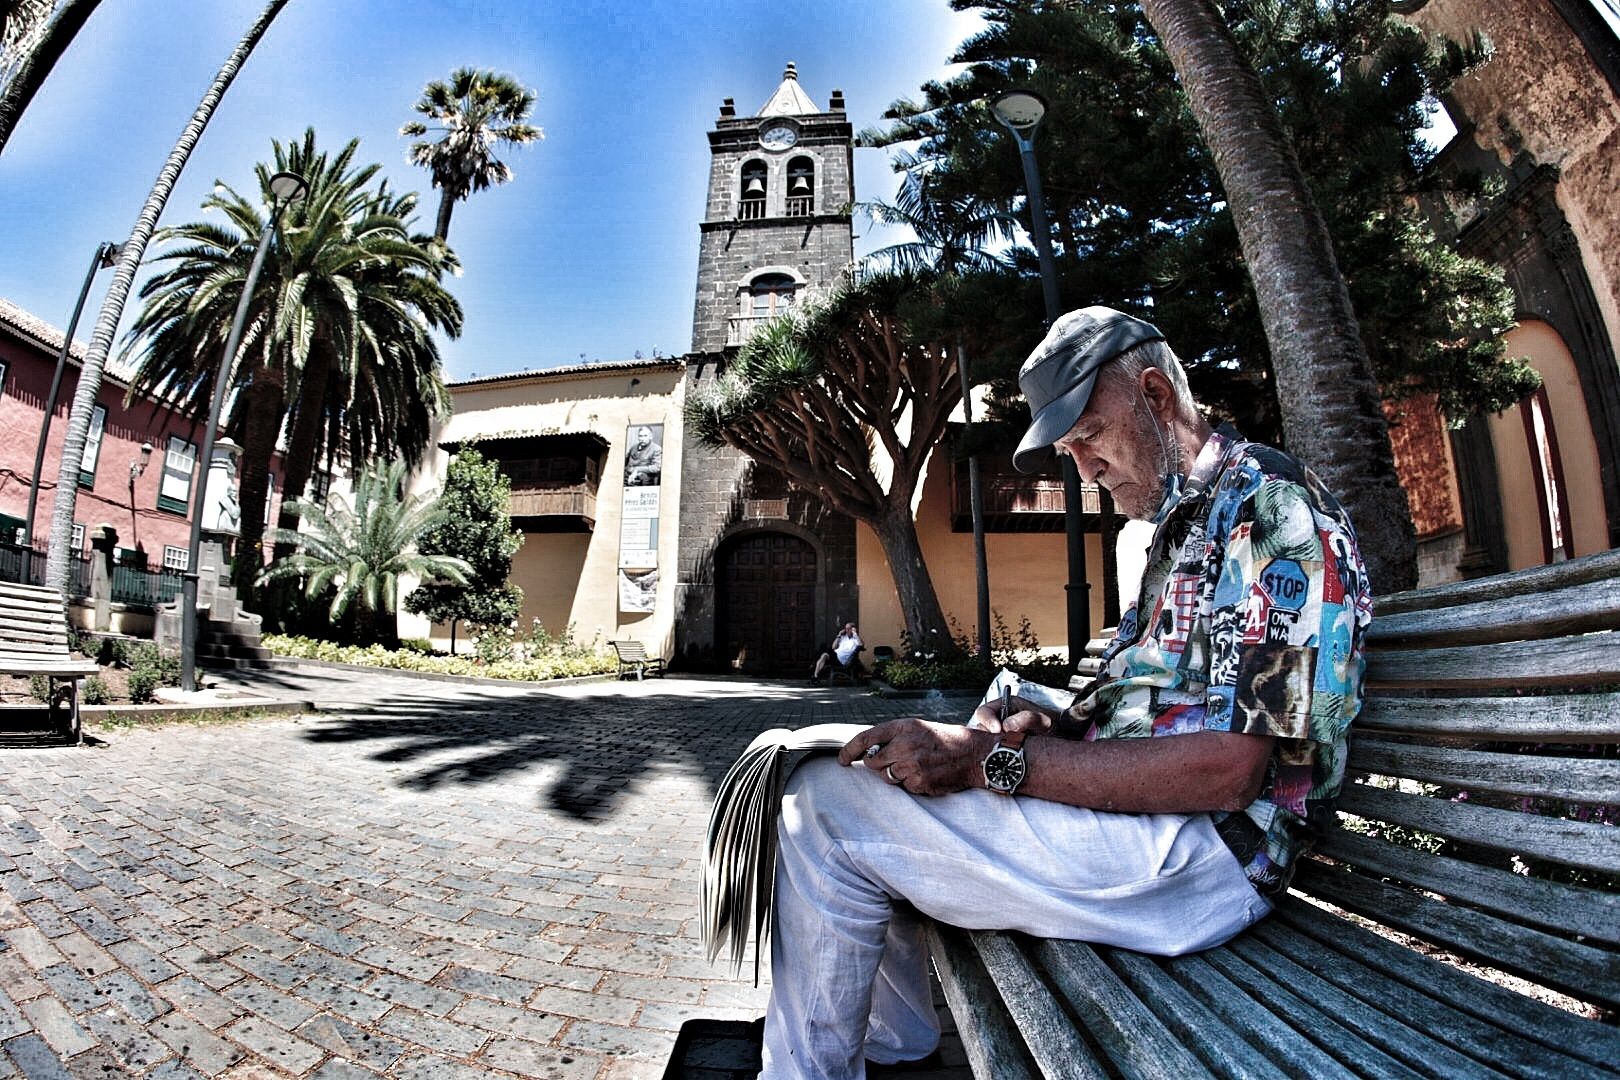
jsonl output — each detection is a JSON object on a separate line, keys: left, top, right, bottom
{"left": 0, "top": 581, "right": 99, "bottom": 744}
{"left": 611, "top": 639, "right": 667, "bottom": 680}
{"left": 927, "top": 549, "right": 1620, "bottom": 1078}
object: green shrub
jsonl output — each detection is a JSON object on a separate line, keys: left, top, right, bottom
{"left": 263, "top": 633, "right": 616, "bottom": 682}
{"left": 124, "top": 642, "right": 180, "bottom": 705}
{"left": 28, "top": 674, "right": 50, "bottom": 704}
{"left": 81, "top": 676, "right": 111, "bottom": 706}
{"left": 399, "top": 638, "right": 436, "bottom": 654}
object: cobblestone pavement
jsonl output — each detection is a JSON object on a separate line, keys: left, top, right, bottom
{"left": 0, "top": 669, "right": 976, "bottom": 1078}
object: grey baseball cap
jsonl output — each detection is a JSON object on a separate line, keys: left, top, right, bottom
{"left": 1012, "top": 306, "right": 1165, "bottom": 474}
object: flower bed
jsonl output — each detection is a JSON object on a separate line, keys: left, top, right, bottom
{"left": 263, "top": 634, "right": 618, "bottom": 682}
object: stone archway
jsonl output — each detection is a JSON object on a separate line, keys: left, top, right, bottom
{"left": 715, "top": 531, "right": 818, "bottom": 675}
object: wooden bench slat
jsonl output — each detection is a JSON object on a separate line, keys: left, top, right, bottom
{"left": 1159, "top": 953, "right": 1360, "bottom": 1079}
{"left": 922, "top": 922, "right": 1046, "bottom": 1080}
{"left": 1275, "top": 900, "right": 1620, "bottom": 1070}
{"left": 1101, "top": 951, "right": 1293, "bottom": 1080}
{"left": 1373, "top": 548, "right": 1620, "bottom": 617}
{"left": 1356, "top": 693, "right": 1620, "bottom": 742}
{"left": 0, "top": 662, "right": 99, "bottom": 676}
{"left": 1249, "top": 918, "right": 1613, "bottom": 1080}
{"left": 1030, "top": 939, "right": 1216, "bottom": 1080}
{"left": 1338, "top": 782, "right": 1620, "bottom": 874}
{"left": 970, "top": 932, "right": 1117, "bottom": 1080}
{"left": 1351, "top": 736, "right": 1620, "bottom": 804}
{"left": 1222, "top": 933, "right": 1515, "bottom": 1079}
{"left": 1366, "top": 630, "right": 1620, "bottom": 690}
{"left": 1315, "top": 828, "right": 1620, "bottom": 945}
{"left": 1194, "top": 947, "right": 1434, "bottom": 1079}
{"left": 1367, "top": 577, "right": 1620, "bottom": 646}
{"left": 1292, "top": 863, "right": 1620, "bottom": 1010}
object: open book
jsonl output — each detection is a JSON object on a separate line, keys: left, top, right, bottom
{"left": 701, "top": 668, "right": 1078, "bottom": 982}
{"left": 701, "top": 722, "right": 868, "bottom": 983}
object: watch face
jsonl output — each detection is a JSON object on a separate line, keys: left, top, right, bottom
{"left": 759, "top": 122, "right": 798, "bottom": 151}
{"left": 984, "top": 747, "right": 1026, "bottom": 794}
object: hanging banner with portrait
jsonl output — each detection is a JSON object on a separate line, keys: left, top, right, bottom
{"left": 619, "top": 423, "right": 663, "bottom": 609}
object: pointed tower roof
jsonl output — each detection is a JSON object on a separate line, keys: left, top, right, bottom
{"left": 758, "top": 62, "right": 818, "bottom": 117}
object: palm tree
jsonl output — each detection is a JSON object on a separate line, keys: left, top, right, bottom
{"left": 859, "top": 152, "right": 1014, "bottom": 276}
{"left": 0, "top": 0, "right": 103, "bottom": 156}
{"left": 1139, "top": 0, "right": 1417, "bottom": 592}
{"left": 45, "top": 0, "right": 289, "bottom": 591}
{"left": 261, "top": 458, "right": 470, "bottom": 646}
{"left": 401, "top": 67, "right": 542, "bottom": 241}
{"left": 123, "top": 130, "right": 462, "bottom": 589}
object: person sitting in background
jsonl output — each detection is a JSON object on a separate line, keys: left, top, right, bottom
{"left": 811, "top": 622, "right": 864, "bottom": 684}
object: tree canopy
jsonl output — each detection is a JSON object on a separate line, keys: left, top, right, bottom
{"left": 123, "top": 130, "right": 461, "bottom": 588}
{"left": 404, "top": 447, "right": 525, "bottom": 649}
{"left": 865, "top": 0, "right": 1538, "bottom": 439}
{"left": 401, "top": 66, "right": 543, "bottom": 241}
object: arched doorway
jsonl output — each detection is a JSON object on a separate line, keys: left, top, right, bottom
{"left": 717, "top": 531, "right": 817, "bottom": 674}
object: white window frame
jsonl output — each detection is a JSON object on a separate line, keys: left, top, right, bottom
{"left": 79, "top": 404, "right": 106, "bottom": 486}
{"left": 71, "top": 523, "right": 85, "bottom": 552}
{"left": 158, "top": 436, "right": 197, "bottom": 514}
{"left": 162, "top": 545, "right": 190, "bottom": 571}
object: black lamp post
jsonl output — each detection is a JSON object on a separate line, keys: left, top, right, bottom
{"left": 180, "top": 170, "right": 308, "bottom": 693}
{"left": 990, "top": 88, "right": 1092, "bottom": 667}
{"left": 23, "top": 240, "right": 119, "bottom": 570}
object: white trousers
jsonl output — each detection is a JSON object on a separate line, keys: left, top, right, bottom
{"left": 760, "top": 757, "right": 1272, "bottom": 1080}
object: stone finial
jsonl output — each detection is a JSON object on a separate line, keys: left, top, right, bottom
{"left": 784, "top": 62, "right": 798, "bottom": 80}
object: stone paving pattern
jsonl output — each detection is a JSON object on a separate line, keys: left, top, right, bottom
{"left": 0, "top": 669, "right": 974, "bottom": 1078}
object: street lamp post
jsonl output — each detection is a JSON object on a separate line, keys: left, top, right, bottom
{"left": 23, "top": 241, "right": 119, "bottom": 572}
{"left": 179, "top": 170, "right": 307, "bottom": 693}
{"left": 990, "top": 89, "right": 1092, "bottom": 668}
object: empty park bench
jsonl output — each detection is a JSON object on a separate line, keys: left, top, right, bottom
{"left": 611, "top": 639, "right": 667, "bottom": 680}
{"left": 926, "top": 548, "right": 1620, "bottom": 1079}
{"left": 0, "top": 581, "right": 99, "bottom": 743}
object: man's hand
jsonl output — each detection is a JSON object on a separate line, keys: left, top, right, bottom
{"left": 839, "top": 719, "right": 996, "bottom": 796}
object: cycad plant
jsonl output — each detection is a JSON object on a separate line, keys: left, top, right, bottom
{"left": 123, "top": 130, "right": 461, "bottom": 589}
{"left": 402, "top": 66, "right": 542, "bottom": 241}
{"left": 261, "top": 458, "right": 470, "bottom": 647}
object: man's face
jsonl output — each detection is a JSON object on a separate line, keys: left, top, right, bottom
{"left": 1051, "top": 368, "right": 1166, "bottom": 521}
{"left": 635, "top": 428, "right": 652, "bottom": 448}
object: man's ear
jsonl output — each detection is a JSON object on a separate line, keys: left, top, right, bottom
{"left": 1138, "top": 367, "right": 1179, "bottom": 426}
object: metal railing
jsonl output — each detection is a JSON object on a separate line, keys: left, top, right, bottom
{"left": 0, "top": 543, "right": 174, "bottom": 609}
{"left": 110, "top": 563, "right": 184, "bottom": 608}
{"left": 785, "top": 195, "right": 813, "bottom": 217}
{"left": 738, "top": 199, "right": 766, "bottom": 221}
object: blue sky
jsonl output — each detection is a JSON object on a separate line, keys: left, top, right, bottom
{"left": 0, "top": 0, "right": 982, "bottom": 382}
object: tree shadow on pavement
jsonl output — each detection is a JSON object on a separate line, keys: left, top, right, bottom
{"left": 296, "top": 678, "right": 938, "bottom": 822}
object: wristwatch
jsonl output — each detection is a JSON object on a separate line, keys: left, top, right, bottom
{"left": 982, "top": 730, "right": 1028, "bottom": 795}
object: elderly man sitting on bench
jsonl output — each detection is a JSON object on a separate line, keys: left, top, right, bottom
{"left": 759, "top": 306, "right": 1374, "bottom": 1079}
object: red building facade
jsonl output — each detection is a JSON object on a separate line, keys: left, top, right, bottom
{"left": 0, "top": 298, "right": 283, "bottom": 576}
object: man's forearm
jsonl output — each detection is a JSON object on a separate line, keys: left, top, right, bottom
{"left": 1019, "top": 731, "right": 1273, "bottom": 814}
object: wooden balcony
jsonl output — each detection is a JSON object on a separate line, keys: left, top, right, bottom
{"left": 508, "top": 485, "right": 597, "bottom": 532}
{"left": 951, "top": 459, "right": 1103, "bottom": 532}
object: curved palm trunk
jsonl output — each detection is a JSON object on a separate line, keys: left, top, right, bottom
{"left": 44, "top": 0, "right": 290, "bottom": 592}
{"left": 231, "top": 367, "right": 286, "bottom": 591}
{"left": 871, "top": 503, "right": 948, "bottom": 654}
{"left": 1140, "top": 0, "right": 1417, "bottom": 593}
{"left": 0, "top": 0, "right": 103, "bottom": 156}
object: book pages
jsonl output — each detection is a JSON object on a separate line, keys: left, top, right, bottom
{"left": 701, "top": 722, "right": 869, "bottom": 983}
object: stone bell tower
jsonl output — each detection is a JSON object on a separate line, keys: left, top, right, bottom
{"left": 675, "top": 64, "right": 859, "bottom": 673}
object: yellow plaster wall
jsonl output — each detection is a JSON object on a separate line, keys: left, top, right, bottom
{"left": 1485, "top": 321, "right": 1607, "bottom": 568}
{"left": 400, "top": 363, "right": 686, "bottom": 655}
{"left": 854, "top": 449, "right": 1100, "bottom": 657}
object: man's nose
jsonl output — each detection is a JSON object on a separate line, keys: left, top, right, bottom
{"left": 1063, "top": 442, "right": 1102, "bottom": 483}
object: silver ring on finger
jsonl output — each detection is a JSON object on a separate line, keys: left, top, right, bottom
{"left": 885, "top": 764, "right": 901, "bottom": 785}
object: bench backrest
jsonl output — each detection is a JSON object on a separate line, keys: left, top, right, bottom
{"left": 613, "top": 640, "right": 650, "bottom": 662}
{"left": 1302, "top": 547, "right": 1620, "bottom": 1022}
{"left": 0, "top": 581, "right": 77, "bottom": 664}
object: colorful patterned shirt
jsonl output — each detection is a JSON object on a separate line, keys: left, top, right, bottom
{"left": 1073, "top": 425, "right": 1373, "bottom": 895}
